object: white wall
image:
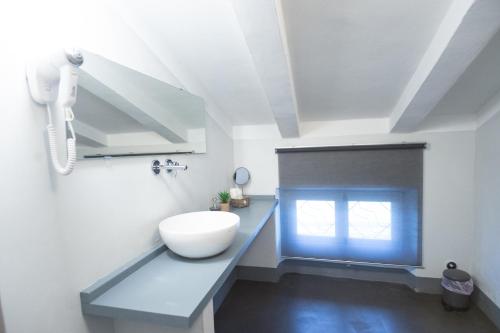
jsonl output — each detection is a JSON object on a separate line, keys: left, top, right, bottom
{"left": 233, "top": 126, "right": 476, "bottom": 278}
{"left": 238, "top": 214, "right": 280, "bottom": 268}
{"left": 0, "top": 40, "right": 76, "bottom": 333}
{"left": 474, "top": 110, "right": 500, "bottom": 308}
{"left": 0, "top": 1, "right": 233, "bottom": 333}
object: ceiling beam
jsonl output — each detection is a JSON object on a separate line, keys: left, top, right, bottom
{"left": 79, "top": 71, "right": 188, "bottom": 143}
{"left": 79, "top": 51, "right": 190, "bottom": 143}
{"left": 390, "top": 0, "right": 500, "bottom": 132}
{"left": 73, "top": 120, "right": 108, "bottom": 147}
{"left": 232, "top": 0, "right": 300, "bottom": 138}
{"left": 477, "top": 88, "right": 500, "bottom": 128}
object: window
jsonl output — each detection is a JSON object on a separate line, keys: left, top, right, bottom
{"left": 294, "top": 199, "right": 393, "bottom": 241}
{"left": 280, "top": 187, "right": 414, "bottom": 265}
{"left": 296, "top": 200, "right": 336, "bottom": 237}
{"left": 348, "top": 201, "right": 391, "bottom": 240}
{"left": 277, "top": 144, "right": 424, "bottom": 266}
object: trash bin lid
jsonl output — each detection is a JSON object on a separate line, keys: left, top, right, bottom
{"left": 443, "top": 268, "right": 471, "bottom": 282}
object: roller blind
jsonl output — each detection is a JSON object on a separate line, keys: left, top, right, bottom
{"left": 277, "top": 144, "right": 424, "bottom": 267}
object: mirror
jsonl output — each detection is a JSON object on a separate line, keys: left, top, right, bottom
{"left": 73, "top": 50, "right": 206, "bottom": 158}
{"left": 233, "top": 167, "right": 250, "bottom": 186}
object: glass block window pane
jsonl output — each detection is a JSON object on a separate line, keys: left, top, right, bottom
{"left": 348, "top": 201, "right": 391, "bottom": 240}
{"left": 296, "top": 200, "right": 335, "bottom": 237}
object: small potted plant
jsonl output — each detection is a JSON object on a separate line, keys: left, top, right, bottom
{"left": 218, "top": 191, "right": 230, "bottom": 212}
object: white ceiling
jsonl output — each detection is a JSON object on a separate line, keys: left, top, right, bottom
{"left": 113, "top": 0, "right": 275, "bottom": 126}
{"left": 282, "top": 0, "right": 452, "bottom": 121}
{"left": 104, "top": 0, "right": 500, "bottom": 135}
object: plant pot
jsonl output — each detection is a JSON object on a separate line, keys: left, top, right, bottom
{"left": 220, "top": 203, "right": 230, "bottom": 212}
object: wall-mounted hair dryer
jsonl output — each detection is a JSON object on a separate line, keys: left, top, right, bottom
{"left": 26, "top": 48, "right": 84, "bottom": 175}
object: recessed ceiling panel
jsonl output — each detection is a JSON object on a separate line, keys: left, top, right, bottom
{"left": 282, "top": 0, "right": 452, "bottom": 121}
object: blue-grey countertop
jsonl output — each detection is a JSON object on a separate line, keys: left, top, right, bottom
{"left": 80, "top": 197, "right": 277, "bottom": 328}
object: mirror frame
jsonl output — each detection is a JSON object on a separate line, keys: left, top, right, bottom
{"left": 233, "top": 167, "right": 251, "bottom": 186}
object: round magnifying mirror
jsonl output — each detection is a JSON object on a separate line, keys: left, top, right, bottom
{"left": 233, "top": 167, "right": 250, "bottom": 186}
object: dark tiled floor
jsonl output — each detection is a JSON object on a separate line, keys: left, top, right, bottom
{"left": 215, "top": 273, "right": 499, "bottom": 333}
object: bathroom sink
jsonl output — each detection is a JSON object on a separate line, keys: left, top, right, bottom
{"left": 159, "top": 211, "right": 240, "bottom": 259}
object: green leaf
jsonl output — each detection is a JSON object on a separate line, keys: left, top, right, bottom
{"left": 218, "top": 191, "right": 230, "bottom": 203}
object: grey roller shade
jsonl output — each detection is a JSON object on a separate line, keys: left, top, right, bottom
{"left": 277, "top": 144, "right": 424, "bottom": 190}
{"left": 277, "top": 143, "right": 425, "bottom": 267}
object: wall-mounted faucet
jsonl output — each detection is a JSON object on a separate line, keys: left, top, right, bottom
{"left": 151, "top": 159, "right": 188, "bottom": 175}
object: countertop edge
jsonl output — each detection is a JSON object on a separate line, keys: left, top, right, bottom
{"left": 80, "top": 243, "right": 166, "bottom": 304}
{"left": 82, "top": 303, "right": 189, "bottom": 327}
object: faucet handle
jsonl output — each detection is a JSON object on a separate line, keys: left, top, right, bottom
{"left": 151, "top": 160, "right": 162, "bottom": 175}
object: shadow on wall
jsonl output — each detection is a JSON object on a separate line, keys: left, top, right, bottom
{"left": 0, "top": 296, "right": 5, "bottom": 333}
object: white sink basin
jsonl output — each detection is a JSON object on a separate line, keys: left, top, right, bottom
{"left": 159, "top": 211, "right": 240, "bottom": 259}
